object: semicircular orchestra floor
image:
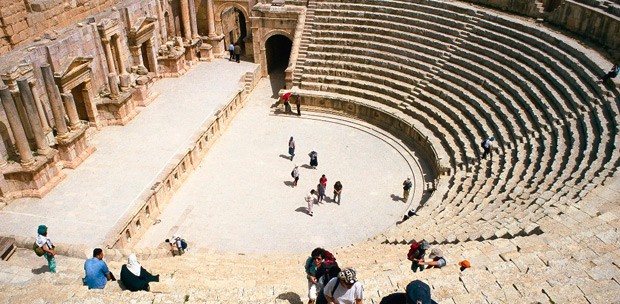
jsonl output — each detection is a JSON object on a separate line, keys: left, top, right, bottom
{"left": 136, "top": 77, "right": 432, "bottom": 253}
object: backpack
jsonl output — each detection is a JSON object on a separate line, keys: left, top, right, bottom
{"left": 316, "top": 270, "right": 342, "bottom": 304}
{"left": 407, "top": 242, "right": 421, "bottom": 261}
{"left": 33, "top": 241, "right": 44, "bottom": 257}
{"left": 480, "top": 140, "right": 486, "bottom": 149}
{"left": 291, "top": 170, "right": 295, "bottom": 178}
{"left": 180, "top": 239, "right": 188, "bottom": 250}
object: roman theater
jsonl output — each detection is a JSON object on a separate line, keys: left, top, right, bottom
{"left": 0, "top": 0, "right": 619, "bottom": 302}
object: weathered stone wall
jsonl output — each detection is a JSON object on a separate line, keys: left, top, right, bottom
{"left": 459, "top": 0, "right": 620, "bottom": 57}
{"left": 0, "top": 0, "right": 117, "bottom": 54}
{"left": 547, "top": 0, "right": 620, "bottom": 59}
{"left": 221, "top": 7, "right": 240, "bottom": 46}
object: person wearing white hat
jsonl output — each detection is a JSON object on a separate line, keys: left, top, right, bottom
{"left": 323, "top": 268, "right": 364, "bottom": 304}
{"left": 419, "top": 248, "right": 447, "bottom": 269}
{"left": 402, "top": 177, "right": 413, "bottom": 202}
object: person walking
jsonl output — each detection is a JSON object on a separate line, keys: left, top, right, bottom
{"left": 228, "top": 43, "right": 235, "bottom": 61}
{"left": 601, "top": 63, "right": 619, "bottom": 83}
{"left": 35, "top": 225, "right": 56, "bottom": 273}
{"left": 289, "top": 136, "right": 296, "bottom": 161}
{"left": 333, "top": 181, "right": 343, "bottom": 205}
{"left": 306, "top": 189, "right": 317, "bottom": 216}
{"left": 402, "top": 177, "right": 413, "bottom": 202}
{"left": 309, "top": 149, "right": 318, "bottom": 168}
{"left": 305, "top": 248, "right": 326, "bottom": 304}
{"left": 323, "top": 268, "right": 364, "bottom": 304}
{"left": 296, "top": 96, "right": 301, "bottom": 116}
{"left": 234, "top": 44, "right": 241, "bottom": 63}
{"left": 481, "top": 136, "right": 495, "bottom": 160}
{"left": 292, "top": 164, "right": 300, "bottom": 187}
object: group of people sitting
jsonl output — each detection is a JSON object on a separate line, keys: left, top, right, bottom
{"left": 83, "top": 248, "right": 160, "bottom": 292}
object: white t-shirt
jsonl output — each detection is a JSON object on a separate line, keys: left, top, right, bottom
{"left": 35, "top": 234, "right": 53, "bottom": 249}
{"left": 323, "top": 277, "right": 364, "bottom": 304}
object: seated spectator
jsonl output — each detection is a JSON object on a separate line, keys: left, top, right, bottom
{"left": 419, "top": 249, "right": 446, "bottom": 269}
{"left": 601, "top": 63, "right": 619, "bottom": 83}
{"left": 120, "top": 253, "right": 160, "bottom": 292}
{"left": 165, "top": 238, "right": 178, "bottom": 256}
{"left": 323, "top": 268, "right": 364, "bottom": 304}
{"left": 84, "top": 248, "right": 114, "bottom": 289}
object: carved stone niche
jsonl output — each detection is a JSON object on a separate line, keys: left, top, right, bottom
{"left": 157, "top": 40, "right": 188, "bottom": 78}
{"left": 128, "top": 17, "right": 160, "bottom": 107}
{"left": 52, "top": 57, "right": 96, "bottom": 169}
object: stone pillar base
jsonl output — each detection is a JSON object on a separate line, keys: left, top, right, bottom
{"left": 97, "top": 91, "right": 140, "bottom": 126}
{"left": 1, "top": 150, "right": 66, "bottom": 199}
{"left": 57, "top": 124, "right": 96, "bottom": 169}
{"left": 158, "top": 53, "right": 188, "bottom": 78}
{"left": 205, "top": 34, "right": 225, "bottom": 58}
{"left": 132, "top": 76, "right": 160, "bottom": 107}
{"left": 199, "top": 44, "right": 213, "bottom": 62}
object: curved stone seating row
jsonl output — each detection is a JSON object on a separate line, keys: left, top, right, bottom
{"left": 298, "top": 0, "right": 620, "bottom": 244}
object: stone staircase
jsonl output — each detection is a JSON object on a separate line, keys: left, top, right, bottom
{"left": 291, "top": 0, "right": 620, "bottom": 245}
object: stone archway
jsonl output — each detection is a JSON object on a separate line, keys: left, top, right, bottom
{"left": 214, "top": 2, "right": 253, "bottom": 59}
{"left": 265, "top": 34, "right": 292, "bottom": 73}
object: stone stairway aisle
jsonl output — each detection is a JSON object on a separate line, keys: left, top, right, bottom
{"left": 292, "top": 0, "right": 317, "bottom": 87}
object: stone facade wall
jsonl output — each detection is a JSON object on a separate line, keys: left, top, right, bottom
{"left": 0, "top": 0, "right": 117, "bottom": 54}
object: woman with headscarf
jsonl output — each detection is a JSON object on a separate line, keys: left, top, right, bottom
{"left": 120, "top": 253, "right": 160, "bottom": 291}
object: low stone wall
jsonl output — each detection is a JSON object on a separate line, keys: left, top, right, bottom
{"left": 102, "top": 68, "right": 261, "bottom": 250}
{"left": 295, "top": 91, "right": 448, "bottom": 181}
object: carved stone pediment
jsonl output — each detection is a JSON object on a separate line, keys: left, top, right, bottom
{"left": 1, "top": 62, "right": 35, "bottom": 91}
{"left": 53, "top": 57, "right": 93, "bottom": 93}
{"left": 128, "top": 17, "right": 157, "bottom": 46}
{"left": 97, "top": 18, "right": 121, "bottom": 39}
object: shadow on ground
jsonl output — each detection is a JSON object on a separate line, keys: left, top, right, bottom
{"left": 276, "top": 292, "right": 303, "bottom": 304}
{"left": 31, "top": 265, "right": 49, "bottom": 275}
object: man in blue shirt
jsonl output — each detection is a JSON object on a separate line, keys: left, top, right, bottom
{"left": 84, "top": 248, "right": 112, "bottom": 289}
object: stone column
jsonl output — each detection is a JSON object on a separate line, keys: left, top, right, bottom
{"left": 155, "top": 0, "right": 167, "bottom": 42}
{"left": 130, "top": 46, "right": 144, "bottom": 67}
{"left": 145, "top": 38, "right": 159, "bottom": 76}
{"left": 113, "top": 36, "right": 127, "bottom": 75}
{"left": 189, "top": 0, "right": 199, "bottom": 38}
{"left": 108, "top": 73, "right": 120, "bottom": 97}
{"left": 40, "top": 64, "right": 69, "bottom": 139}
{"left": 61, "top": 93, "right": 81, "bottom": 129}
{"left": 206, "top": 0, "right": 217, "bottom": 38}
{"left": 0, "top": 86, "right": 34, "bottom": 166}
{"left": 102, "top": 38, "right": 117, "bottom": 75}
{"left": 17, "top": 78, "right": 50, "bottom": 154}
{"left": 180, "top": 0, "right": 192, "bottom": 42}
{"left": 30, "top": 81, "right": 51, "bottom": 133}
{"left": 81, "top": 80, "right": 99, "bottom": 127}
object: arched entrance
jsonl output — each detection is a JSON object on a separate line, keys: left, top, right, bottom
{"left": 265, "top": 35, "right": 292, "bottom": 73}
{"left": 221, "top": 7, "right": 248, "bottom": 59}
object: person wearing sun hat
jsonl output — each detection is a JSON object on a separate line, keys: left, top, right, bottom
{"left": 35, "top": 224, "right": 56, "bottom": 273}
{"left": 419, "top": 248, "right": 447, "bottom": 269}
{"left": 322, "top": 267, "right": 364, "bottom": 303}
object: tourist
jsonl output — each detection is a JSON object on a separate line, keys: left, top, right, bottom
{"left": 323, "top": 268, "right": 364, "bottom": 304}
{"left": 378, "top": 280, "right": 433, "bottom": 304}
{"left": 333, "top": 181, "right": 343, "bottom": 204}
{"left": 407, "top": 240, "right": 429, "bottom": 273}
{"left": 305, "top": 248, "right": 326, "bottom": 304}
{"left": 84, "top": 248, "right": 113, "bottom": 289}
{"left": 309, "top": 149, "right": 318, "bottom": 168}
{"left": 402, "top": 177, "right": 412, "bottom": 202}
{"left": 292, "top": 164, "right": 300, "bottom": 187}
{"left": 296, "top": 96, "right": 301, "bottom": 116}
{"left": 481, "top": 136, "right": 495, "bottom": 160}
{"left": 601, "top": 63, "right": 619, "bottom": 83}
{"left": 164, "top": 238, "right": 178, "bottom": 256}
{"left": 173, "top": 235, "right": 187, "bottom": 255}
{"left": 228, "top": 43, "right": 235, "bottom": 61}
{"left": 234, "top": 44, "right": 241, "bottom": 63}
{"left": 419, "top": 248, "right": 447, "bottom": 269}
{"left": 289, "top": 136, "right": 296, "bottom": 160}
{"left": 35, "top": 224, "right": 56, "bottom": 273}
{"left": 306, "top": 189, "right": 317, "bottom": 216}
{"left": 120, "top": 253, "right": 160, "bottom": 292}
{"left": 318, "top": 175, "right": 327, "bottom": 203}
{"left": 283, "top": 92, "right": 293, "bottom": 113}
